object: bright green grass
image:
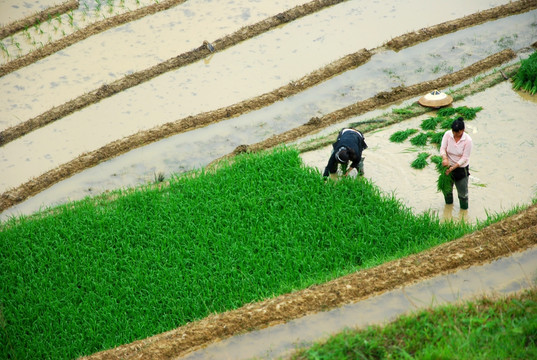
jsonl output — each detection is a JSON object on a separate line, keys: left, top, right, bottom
{"left": 1, "top": 147, "right": 475, "bottom": 359}
{"left": 289, "top": 287, "right": 537, "bottom": 359}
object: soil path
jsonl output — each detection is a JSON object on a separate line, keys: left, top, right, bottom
{"left": 81, "top": 203, "right": 537, "bottom": 360}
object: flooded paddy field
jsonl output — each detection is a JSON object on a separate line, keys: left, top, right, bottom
{"left": 1, "top": 0, "right": 537, "bottom": 359}
{"left": 1, "top": 3, "right": 536, "bottom": 219}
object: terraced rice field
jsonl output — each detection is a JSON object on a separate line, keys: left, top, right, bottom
{"left": 1, "top": 0, "right": 537, "bottom": 359}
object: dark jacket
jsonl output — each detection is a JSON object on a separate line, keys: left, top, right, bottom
{"left": 323, "top": 128, "right": 367, "bottom": 176}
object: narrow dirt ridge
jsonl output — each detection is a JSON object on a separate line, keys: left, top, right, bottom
{"left": 0, "top": 0, "right": 79, "bottom": 39}
{"left": 0, "top": 49, "right": 515, "bottom": 213}
{"left": 81, "top": 203, "right": 537, "bottom": 360}
{"left": 1, "top": 0, "right": 535, "bottom": 145}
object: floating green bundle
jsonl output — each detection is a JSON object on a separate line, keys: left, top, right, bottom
{"left": 410, "top": 132, "right": 429, "bottom": 146}
{"left": 513, "top": 51, "right": 537, "bottom": 95}
{"left": 411, "top": 152, "right": 430, "bottom": 169}
{"left": 389, "top": 128, "right": 418, "bottom": 143}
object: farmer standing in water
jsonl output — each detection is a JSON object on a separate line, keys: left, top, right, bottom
{"left": 323, "top": 128, "right": 367, "bottom": 178}
{"left": 440, "top": 117, "right": 473, "bottom": 210}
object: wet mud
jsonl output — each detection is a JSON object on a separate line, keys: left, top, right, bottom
{"left": 1, "top": 0, "right": 535, "bottom": 143}
{"left": 82, "top": 203, "right": 537, "bottom": 360}
{"left": 0, "top": 0, "right": 79, "bottom": 39}
{"left": 0, "top": 49, "right": 517, "bottom": 212}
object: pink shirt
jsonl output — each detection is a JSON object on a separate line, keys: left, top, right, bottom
{"left": 440, "top": 130, "right": 472, "bottom": 167}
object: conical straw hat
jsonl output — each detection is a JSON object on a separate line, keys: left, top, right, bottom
{"left": 418, "top": 90, "right": 453, "bottom": 108}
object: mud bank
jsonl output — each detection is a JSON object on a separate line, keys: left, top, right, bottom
{"left": 0, "top": 49, "right": 516, "bottom": 212}
{"left": 1, "top": 0, "right": 534, "bottom": 143}
{"left": 0, "top": 0, "right": 79, "bottom": 39}
{"left": 82, "top": 203, "right": 537, "bottom": 360}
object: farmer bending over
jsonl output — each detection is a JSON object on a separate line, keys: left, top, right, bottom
{"left": 323, "top": 128, "right": 367, "bottom": 177}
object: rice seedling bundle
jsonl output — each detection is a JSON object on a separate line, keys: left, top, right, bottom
{"left": 440, "top": 116, "right": 455, "bottom": 129}
{"left": 437, "top": 107, "right": 456, "bottom": 117}
{"left": 420, "top": 117, "right": 439, "bottom": 131}
{"left": 0, "top": 147, "right": 471, "bottom": 360}
{"left": 410, "top": 133, "right": 429, "bottom": 146}
{"left": 389, "top": 128, "right": 418, "bottom": 143}
{"left": 411, "top": 152, "right": 430, "bottom": 169}
{"left": 431, "top": 155, "right": 453, "bottom": 193}
{"left": 428, "top": 131, "right": 445, "bottom": 148}
{"left": 454, "top": 106, "right": 482, "bottom": 120}
{"left": 513, "top": 51, "right": 537, "bottom": 95}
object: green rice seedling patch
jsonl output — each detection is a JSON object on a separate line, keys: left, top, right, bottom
{"left": 0, "top": 147, "right": 473, "bottom": 360}
{"left": 389, "top": 129, "right": 418, "bottom": 143}
{"left": 513, "top": 51, "right": 537, "bottom": 95}
{"left": 411, "top": 152, "right": 430, "bottom": 169}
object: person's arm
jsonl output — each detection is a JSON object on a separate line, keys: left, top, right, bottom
{"left": 323, "top": 152, "right": 337, "bottom": 177}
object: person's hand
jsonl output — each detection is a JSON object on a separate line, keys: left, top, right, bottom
{"left": 442, "top": 157, "right": 449, "bottom": 167}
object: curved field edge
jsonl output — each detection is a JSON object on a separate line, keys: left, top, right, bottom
{"left": 1, "top": 0, "right": 535, "bottom": 144}
{"left": 0, "top": 0, "right": 79, "bottom": 39}
{"left": 81, "top": 200, "right": 537, "bottom": 360}
{"left": 0, "top": 49, "right": 517, "bottom": 213}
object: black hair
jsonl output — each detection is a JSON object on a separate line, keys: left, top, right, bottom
{"left": 451, "top": 117, "right": 465, "bottom": 132}
{"left": 337, "top": 149, "right": 349, "bottom": 163}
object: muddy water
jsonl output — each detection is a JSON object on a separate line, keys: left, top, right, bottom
{"left": 0, "top": 13, "right": 537, "bottom": 222}
{"left": 3, "top": 80, "right": 536, "bottom": 226}
{"left": 176, "top": 246, "right": 537, "bottom": 360}
{"left": 1, "top": 0, "right": 515, "bottom": 129}
{"left": 0, "top": 0, "right": 515, "bottom": 128}
{"left": 0, "top": 0, "right": 311, "bottom": 128}
{"left": 1, "top": 10, "right": 536, "bottom": 199}
{"left": 301, "top": 82, "right": 537, "bottom": 224}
